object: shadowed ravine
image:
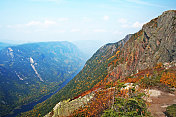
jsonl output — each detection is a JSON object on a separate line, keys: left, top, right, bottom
{"left": 3, "top": 67, "right": 83, "bottom": 117}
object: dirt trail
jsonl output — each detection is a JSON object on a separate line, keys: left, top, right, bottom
{"left": 148, "top": 89, "right": 176, "bottom": 117}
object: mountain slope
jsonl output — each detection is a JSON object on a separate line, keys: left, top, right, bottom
{"left": 0, "top": 41, "right": 85, "bottom": 116}
{"left": 20, "top": 35, "right": 131, "bottom": 116}
{"left": 21, "top": 10, "right": 176, "bottom": 117}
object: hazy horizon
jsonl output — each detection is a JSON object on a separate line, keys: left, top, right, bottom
{"left": 0, "top": 0, "right": 176, "bottom": 44}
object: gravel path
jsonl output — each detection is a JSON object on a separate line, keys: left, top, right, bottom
{"left": 148, "top": 89, "right": 176, "bottom": 117}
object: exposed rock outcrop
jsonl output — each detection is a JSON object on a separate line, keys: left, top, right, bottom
{"left": 45, "top": 92, "right": 94, "bottom": 117}
{"left": 109, "top": 10, "right": 176, "bottom": 80}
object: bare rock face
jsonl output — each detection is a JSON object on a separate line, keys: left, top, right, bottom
{"left": 44, "top": 93, "right": 94, "bottom": 117}
{"left": 108, "top": 10, "right": 176, "bottom": 80}
{"left": 140, "top": 10, "right": 176, "bottom": 66}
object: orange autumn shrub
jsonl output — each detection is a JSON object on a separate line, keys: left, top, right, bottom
{"left": 71, "top": 89, "right": 114, "bottom": 117}
{"left": 160, "top": 72, "right": 176, "bottom": 88}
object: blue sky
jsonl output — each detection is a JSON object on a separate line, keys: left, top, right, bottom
{"left": 0, "top": 0, "right": 175, "bottom": 44}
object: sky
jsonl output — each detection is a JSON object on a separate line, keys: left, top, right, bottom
{"left": 0, "top": 0, "right": 175, "bottom": 44}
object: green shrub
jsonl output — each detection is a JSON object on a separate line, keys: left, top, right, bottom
{"left": 165, "top": 104, "right": 176, "bottom": 117}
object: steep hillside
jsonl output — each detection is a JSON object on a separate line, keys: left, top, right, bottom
{"left": 0, "top": 41, "right": 85, "bottom": 116}
{"left": 20, "top": 35, "right": 131, "bottom": 116}
{"left": 70, "top": 10, "right": 176, "bottom": 117}
{"left": 21, "top": 10, "right": 176, "bottom": 117}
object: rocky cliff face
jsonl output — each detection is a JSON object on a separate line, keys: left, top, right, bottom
{"left": 108, "top": 10, "right": 176, "bottom": 80}
{"left": 45, "top": 92, "right": 94, "bottom": 117}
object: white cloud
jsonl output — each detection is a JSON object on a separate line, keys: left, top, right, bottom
{"left": 103, "top": 16, "right": 109, "bottom": 21}
{"left": 47, "top": 0, "right": 62, "bottom": 1}
{"left": 26, "top": 21, "right": 42, "bottom": 26}
{"left": 70, "top": 29, "right": 80, "bottom": 32}
{"left": 38, "top": 29, "right": 65, "bottom": 33}
{"left": 93, "top": 29, "right": 107, "bottom": 33}
{"left": 121, "top": 24, "right": 129, "bottom": 28}
{"left": 8, "top": 20, "right": 57, "bottom": 29}
{"left": 82, "top": 17, "right": 92, "bottom": 22}
{"left": 7, "top": 24, "right": 23, "bottom": 28}
{"left": 58, "top": 18, "right": 69, "bottom": 22}
{"left": 33, "top": 29, "right": 46, "bottom": 32}
{"left": 126, "top": 0, "right": 165, "bottom": 8}
{"left": 118, "top": 18, "right": 128, "bottom": 24}
{"left": 26, "top": 20, "right": 57, "bottom": 27}
{"left": 31, "top": 0, "right": 63, "bottom": 3}
{"left": 113, "top": 30, "right": 123, "bottom": 35}
{"left": 131, "top": 21, "right": 144, "bottom": 28}
{"left": 118, "top": 18, "right": 130, "bottom": 28}
{"left": 118, "top": 18, "right": 145, "bottom": 28}
{"left": 44, "top": 20, "right": 57, "bottom": 25}
{"left": 55, "top": 30, "right": 66, "bottom": 33}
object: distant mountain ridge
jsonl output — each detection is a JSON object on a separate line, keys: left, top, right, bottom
{"left": 0, "top": 41, "right": 85, "bottom": 116}
{"left": 0, "top": 42, "right": 13, "bottom": 50}
{"left": 72, "top": 40, "right": 105, "bottom": 59}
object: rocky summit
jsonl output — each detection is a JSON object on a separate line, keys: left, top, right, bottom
{"left": 108, "top": 10, "right": 176, "bottom": 80}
